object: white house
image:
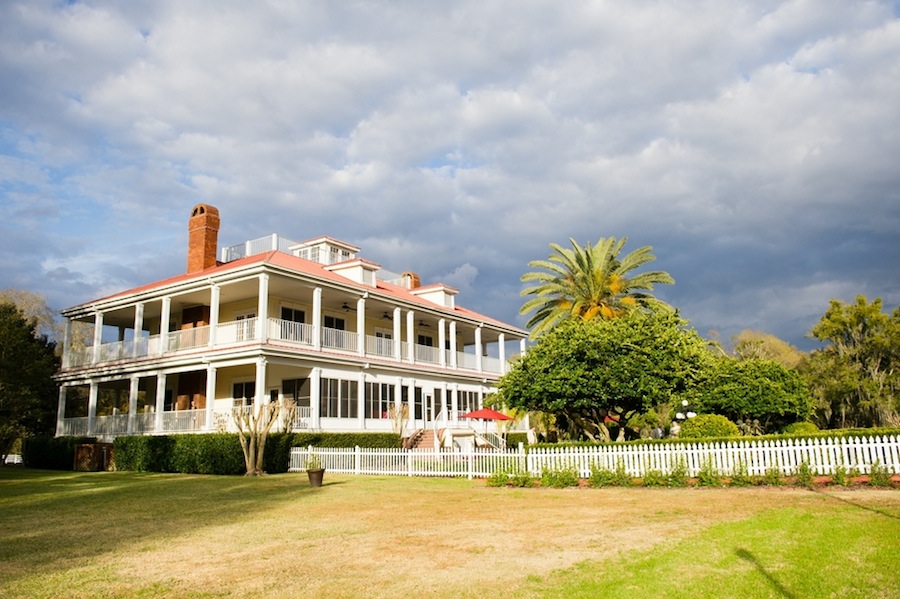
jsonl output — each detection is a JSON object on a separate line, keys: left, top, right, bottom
{"left": 55, "top": 204, "right": 527, "bottom": 446}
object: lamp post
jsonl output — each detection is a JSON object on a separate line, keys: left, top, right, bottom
{"left": 675, "top": 399, "right": 696, "bottom": 421}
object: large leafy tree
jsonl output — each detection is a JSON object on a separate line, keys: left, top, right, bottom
{"left": 802, "top": 295, "right": 899, "bottom": 428}
{"left": 731, "top": 330, "right": 805, "bottom": 369}
{"left": 0, "top": 303, "right": 60, "bottom": 461}
{"left": 497, "top": 312, "right": 711, "bottom": 441}
{"left": 520, "top": 237, "right": 674, "bottom": 337}
{"left": 693, "top": 357, "right": 813, "bottom": 433}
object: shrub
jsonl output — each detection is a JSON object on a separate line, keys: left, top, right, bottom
{"left": 831, "top": 464, "right": 848, "bottom": 486}
{"left": 611, "top": 461, "right": 633, "bottom": 487}
{"left": 668, "top": 459, "right": 690, "bottom": 487}
{"left": 763, "top": 465, "right": 783, "bottom": 486}
{"left": 729, "top": 461, "right": 753, "bottom": 487}
{"left": 487, "top": 467, "right": 533, "bottom": 487}
{"left": 541, "top": 467, "right": 579, "bottom": 488}
{"left": 22, "top": 436, "right": 96, "bottom": 470}
{"left": 641, "top": 469, "right": 667, "bottom": 487}
{"left": 680, "top": 414, "right": 740, "bottom": 439}
{"left": 795, "top": 461, "right": 815, "bottom": 488}
{"left": 697, "top": 459, "right": 723, "bottom": 487}
{"left": 869, "top": 461, "right": 892, "bottom": 487}
{"left": 588, "top": 464, "right": 616, "bottom": 488}
{"left": 782, "top": 422, "right": 820, "bottom": 435}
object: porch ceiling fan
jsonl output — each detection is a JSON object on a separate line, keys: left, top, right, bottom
{"left": 341, "top": 302, "right": 354, "bottom": 312}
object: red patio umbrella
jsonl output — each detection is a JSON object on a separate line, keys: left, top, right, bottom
{"left": 460, "top": 407, "right": 513, "bottom": 421}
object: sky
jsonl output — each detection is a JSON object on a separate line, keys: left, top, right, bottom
{"left": 1, "top": 0, "right": 899, "bottom": 351}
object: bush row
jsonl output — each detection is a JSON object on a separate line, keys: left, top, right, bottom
{"left": 24, "top": 432, "right": 401, "bottom": 473}
{"left": 487, "top": 459, "right": 896, "bottom": 489}
{"left": 531, "top": 426, "right": 900, "bottom": 450}
{"left": 21, "top": 436, "right": 96, "bottom": 470}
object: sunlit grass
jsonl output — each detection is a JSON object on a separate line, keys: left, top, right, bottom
{"left": 1, "top": 468, "right": 898, "bottom": 598}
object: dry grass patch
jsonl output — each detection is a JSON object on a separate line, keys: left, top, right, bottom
{"left": 1, "top": 469, "right": 898, "bottom": 598}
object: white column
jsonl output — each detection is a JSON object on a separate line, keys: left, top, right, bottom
{"left": 313, "top": 288, "right": 323, "bottom": 350}
{"left": 498, "top": 333, "right": 506, "bottom": 374}
{"left": 87, "top": 381, "right": 98, "bottom": 435}
{"left": 92, "top": 312, "right": 104, "bottom": 363}
{"left": 406, "top": 310, "right": 415, "bottom": 363}
{"left": 475, "top": 325, "right": 483, "bottom": 373}
{"left": 56, "top": 386, "right": 67, "bottom": 436}
{"left": 520, "top": 338, "right": 527, "bottom": 357}
{"left": 205, "top": 364, "right": 217, "bottom": 430}
{"left": 440, "top": 383, "right": 448, "bottom": 423}
{"left": 357, "top": 297, "right": 366, "bottom": 356}
{"left": 208, "top": 285, "right": 220, "bottom": 347}
{"left": 62, "top": 318, "right": 72, "bottom": 368}
{"left": 310, "top": 368, "right": 321, "bottom": 429}
{"left": 257, "top": 274, "right": 269, "bottom": 343}
{"left": 255, "top": 358, "right": 267, "bottom": 416}
{"left": 450, "top": 384, "right": 459, "bottom": 422}
{"left": 392, "top": 307, "right": 402, "bottom": 360}
{"left": 448, "top": 321, "right": 458, "bottom": 369}
{"left": 358, "top": 370, "right": 366, "bottom": 429}
{"left": 406, "top": 379, "right": 416, "bottom": 428}
{"left": 133, "top": 303, "right": 145, "bottom": 358}
{"left": 127, "top": 376, "right": 139, "bottom": 434}
{"left": 159, "top": 297, "right": 171, "bottom": 356}
{"left": 155, "top": 373, "right": 166, "bottom": 431}
{"left": 438, "top": 319, "right": 446, "bottom": 367}
{"left": 394, "top": 377, "right": 403, "bottom": 428}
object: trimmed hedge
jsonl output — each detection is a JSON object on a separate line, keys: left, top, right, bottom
{"left": 112, "top": 431, "right": 401, "bottom": 474}
{"left": 506, "top": 432, "right": 528, "bottom": 448}
{"left": 293, "top": 432, "right": 401, "bottom": 449}
{"left": 22, "top": 436, "right": 96, "bottom": 470}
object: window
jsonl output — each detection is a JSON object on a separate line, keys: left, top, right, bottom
{"left": 324, "top": 315, "right": 345, "bottom": 330}
{"left": 417, "top": 334, "right": 433, "bottom": 347}
{"left": 282, "top": 378, "right": 310, "bottom": 409}
{"left": 458, "top": 390, "right": 478, "bottom": 414}
{"left": 319, "top": 378, "right": 358, "bottom": 418}
{"left": 233, "top": 381, "right": 255, "bottom": 409}
{"left": 365, "top": 382, "right": 395, "bottom": 419}
{"left": 281, "top": 307, "right": 306, "bottom": 342}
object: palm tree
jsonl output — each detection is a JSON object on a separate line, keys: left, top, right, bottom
{"left": 520, "top": 236, "right": 674, "bottom": 337}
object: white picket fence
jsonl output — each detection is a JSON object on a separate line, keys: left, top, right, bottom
{"left": 289, "top": 435, "right": 900, "bottom": 480}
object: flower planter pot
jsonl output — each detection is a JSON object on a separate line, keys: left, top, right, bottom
{"left": 307, "top": 468, "right": 325, "bottom": 487}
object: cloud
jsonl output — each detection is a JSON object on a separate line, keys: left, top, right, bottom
{"left": 0, "top": 0, "right": 897, "bottom": 349}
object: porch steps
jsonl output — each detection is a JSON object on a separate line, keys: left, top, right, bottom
{"left": 406, "top": 429, "right": 437, "bottom": 450}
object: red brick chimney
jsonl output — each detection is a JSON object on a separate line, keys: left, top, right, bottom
{"left": 187, "top": 203, "right": 220, "bottom": 273}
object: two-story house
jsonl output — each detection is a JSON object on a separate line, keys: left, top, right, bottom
{"left": 55, "top": 204, "right": 527, "bottom": 444}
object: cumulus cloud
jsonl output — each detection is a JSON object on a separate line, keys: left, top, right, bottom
{"left": 1, "top": 0, "right": 898, "bottom": 348}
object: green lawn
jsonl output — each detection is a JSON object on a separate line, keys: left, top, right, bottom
{"left": 1, "top": 468, "right": 898, "bottom": 598}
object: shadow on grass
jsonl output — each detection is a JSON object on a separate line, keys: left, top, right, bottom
{"left": 813, "top": 488, "right": 900, "bottom": 520}
{"left": 735, "top": 548, "right": 795, "bottom": 599}
{"left": 0, "top": 468, "right": 322, "bottom": 585}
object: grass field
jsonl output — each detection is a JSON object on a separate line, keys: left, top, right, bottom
{"left": 1, "top": 468, "right": 898, "bottom": 598}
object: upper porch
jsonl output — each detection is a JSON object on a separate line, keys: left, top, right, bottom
{"left": 58, "top": 253, "right": 526, "bottom": 378}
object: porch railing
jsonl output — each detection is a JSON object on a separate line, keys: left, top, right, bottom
{"left": 65, "top": 316, "right": 511, "bottom": 376}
